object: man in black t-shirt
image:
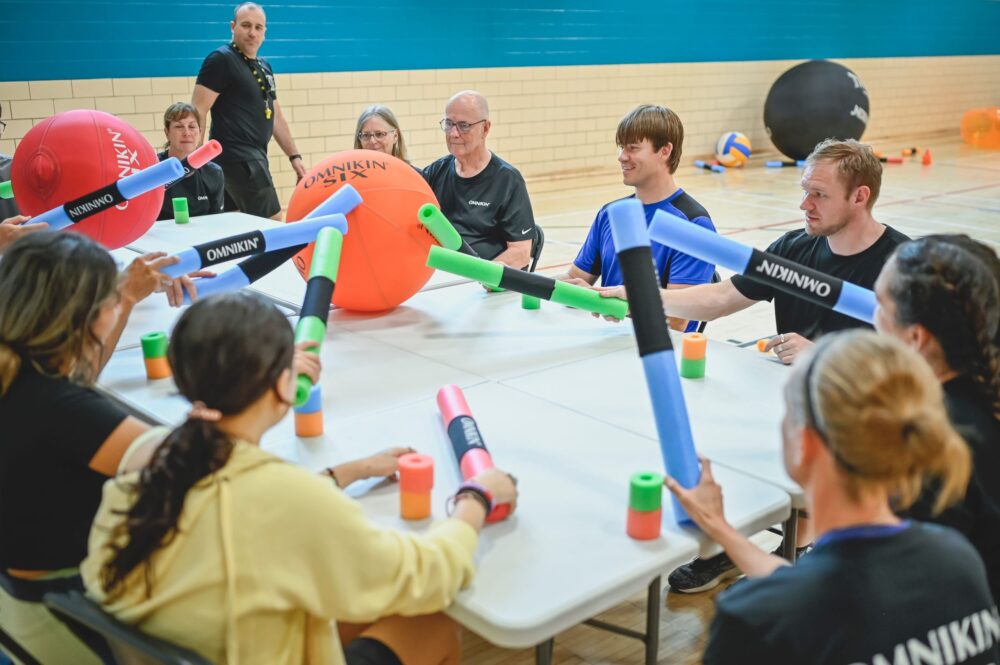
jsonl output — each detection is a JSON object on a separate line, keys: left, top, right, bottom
{"left": 601, "top": 138, "right": 910, "bottom": 594}
{"left": 422, "top": 91, "right": 536, "bottom": 266}
{"left": 192, "top": 2, "right": 306, "bottom": 219}
{"left": 602, "top": 138, "right": 909, "bottom": 365}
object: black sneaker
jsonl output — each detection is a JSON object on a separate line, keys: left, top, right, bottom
{"left": 771, "top": 544, "right": 812, "bottom": 561}
{"left": 667, "top": 552, "right": 742, "bottom": 594}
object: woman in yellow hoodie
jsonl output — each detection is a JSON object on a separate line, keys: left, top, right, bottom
{"left": 82, "top": 292, "right": 518, "bottom": 665}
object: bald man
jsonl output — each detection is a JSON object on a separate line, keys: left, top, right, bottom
{"left": 192, "top": 2, "right": 306, "bottom": 220}
{"left": 422, "top": 91, "right": 537, "bottom": 268}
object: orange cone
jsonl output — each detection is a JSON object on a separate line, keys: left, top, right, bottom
{"left": 922, "top": 149, "right": 932, "bottom": 165}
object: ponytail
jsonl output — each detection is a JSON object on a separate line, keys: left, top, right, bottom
{"left": 98, "top": 292, "right": 294, "bottom": 597}
{"left": 101, "top": 419, "right": 234, "bottom": 597}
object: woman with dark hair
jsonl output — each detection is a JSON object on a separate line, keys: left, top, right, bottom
{"left": 82, "top": 292, "right": 518, "bottom": 665}
{"left": 0, "top": 232, "right": 185, "bottom": 663}
{"left": 874, "top": 235, "right": 1000, "bottom": 599}
{"left": 668, "top": 331, "right": 995, "bottom": 663}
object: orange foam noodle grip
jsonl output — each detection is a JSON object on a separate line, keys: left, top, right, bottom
{"left": 961, "top": 107, "right": 1000, "bottom": 150}
{"left": 399, "top": 453, "right": 434, "bottom": 520}
{"left": 143, "top": 356, "right": 171, "bottom": 380}
{"left": 626, "top": 507, "right": 662, "bottom": 540}
{"left": 757, "top": 338, "right": 769, "bottom": 353}
{"left": 681, "top": 332, "right": 707, "bottom": 360}
{"left": 295, "top": 411, "right": 323, "bottom": 438}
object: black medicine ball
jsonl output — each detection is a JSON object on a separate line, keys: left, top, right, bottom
{"left": 764, "top": 60, "right": 870, "bottom": 161}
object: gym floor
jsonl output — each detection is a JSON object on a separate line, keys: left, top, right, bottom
{"left": 460, "top": 131, "right": 1000, "bottom": 664}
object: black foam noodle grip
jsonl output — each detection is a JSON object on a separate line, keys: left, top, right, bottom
{"left": 194, "top": 230, "right": 267, "bottom": 267}
{"left": 447, "top": 415, "right": 488, "bottom": 461}
{"left": 63, "top": 182, "right": 127, "bottom": 223}
{"left": 460, "top": 240, "right": 478, "bottom": 257}
{"left": 617, "top": 246, "right": 672, "bottom": 357}
{"left": 745, "top": 248, "right": 843, "bottom": 308}
{"left": 239, "top": 245, "right": 303, "bottom": 283}
{"left": 498, "top": 266, "right": 556, "bottom": 300}
{"left": 300, "top": 275, "right": 334, "bottom": 321}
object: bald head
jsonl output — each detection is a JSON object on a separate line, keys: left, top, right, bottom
{"left": 234, "top": 2, "right": 265, "bottom": 21}
{"left": 446, "top": 90, "right": 489, "bottom": 119}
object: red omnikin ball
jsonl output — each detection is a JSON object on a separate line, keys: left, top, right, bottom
{"left": 286, "top": 149, "right": 440, "bottom": 312}
{"left": 11, "top": 109, "right": 162, "bottom": 249}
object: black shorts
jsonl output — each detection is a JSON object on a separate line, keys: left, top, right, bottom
{"left": 343, "top": 637, "right": 403, "bottom": 665}
{"left": 220, "top": 159, "right": 281, "bottom": 218}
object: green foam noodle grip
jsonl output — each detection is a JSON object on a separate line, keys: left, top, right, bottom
{"left": 680, "top": 357, "right": 706, "bottom": 379}
{"left": 426, "top": 245, "right": 504, "bottom": 287}
{"left": 293, "top": 227, "right": 343, "bottom": 406}
{"left": 419, "top": 204, "right": 463, "bottom": 251}
{"left": 0, "top": 180, "right": 12, "bottom": 200}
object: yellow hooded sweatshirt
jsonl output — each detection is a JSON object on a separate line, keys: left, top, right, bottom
{"left": 80, "top": 442, "right": 478, "bottom": 664}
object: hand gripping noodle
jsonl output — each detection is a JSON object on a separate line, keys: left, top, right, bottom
{"left": 292, "top": 226, "right": 343, "bottom": 407}
{"left": 182, "top": 185, "right": 361, "bottom": 303}
{"left": 647, "top": 208, "right": 877, "bottom": 324}
{"left": 437, "top": 384, "right": 511, "bottom": 523}
{"left": 426, "top": 246, "right": 629, "bottom": 319}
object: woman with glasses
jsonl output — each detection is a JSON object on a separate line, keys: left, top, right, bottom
{"left": 667, "top": 330, "right": 997, "bottom": 664}
{"left": 353, "top": 105, "right": 408, "bottom": 163}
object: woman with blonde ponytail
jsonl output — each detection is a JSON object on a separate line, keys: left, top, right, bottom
{"left": 0, "top": 232, "right": 185, "bottom": 664}
{"left": 667, "top": 331, "right": 997, "bottom": 664}
{"left": 874, "top": 234, "right": 1000, "bottom": 600}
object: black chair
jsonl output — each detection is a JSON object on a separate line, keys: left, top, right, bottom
{"left": 0, "top": 627, "right": 42, "bottom": 665}
{"left": 43, "top": 591, "right": 212, "bottom": 665}
{"left": 528, "top": 224, "right": 545, "bottom": 273}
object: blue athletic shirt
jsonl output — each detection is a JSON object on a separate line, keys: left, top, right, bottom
{"left": 573, "top": 190, "right": 717, "bottom": 332}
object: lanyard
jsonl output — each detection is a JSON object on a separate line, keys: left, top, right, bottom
{"left": 231, "top": 43, "right": 274, "bottom": 120}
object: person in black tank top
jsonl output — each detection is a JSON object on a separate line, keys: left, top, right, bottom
{"left": 874, "top": 235, "right": 1000, "bottom": 601}
{"left": 663, "top": 330, "right": 996, "bottom": 664}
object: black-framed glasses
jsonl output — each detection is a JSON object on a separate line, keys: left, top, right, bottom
{"left": 358, "top": 129, "right": 396, "bottom": 142}
{"left": 440, "top": 118, "right": 486, "bottom": 134}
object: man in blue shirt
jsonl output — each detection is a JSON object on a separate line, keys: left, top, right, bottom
{"left": 560, "top": 104, "right": 716, "bottom": 332}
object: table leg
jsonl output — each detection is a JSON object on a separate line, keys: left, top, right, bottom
{"left": 644, "top": 576, "right": 661, "bottom": 665}
{"left": 780, "top": 508, "right": 800, "bottom": 561}
{"left": 535, "top": 639, "right": 554, "bottom": 665}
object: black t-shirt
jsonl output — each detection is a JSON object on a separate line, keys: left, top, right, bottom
{"left": 903, "top": 376, "right": 1000, "bottom": 601}
{"left": 705, "top": 523, "right": 999, "bottom": 664}
{"left": 0, "top": 364, "right": 127, "bottom": 569}
{"left": 422, "top": 153, "right": 536, "bottom": 260}
{"left": 731, "top": 225, "right": 910, "bottom": 338}
{"left": 195, "top": 44, "right": 276, "bottom": 164}
{"left": 156, "top": 151, "right": 226, "bottom": 221}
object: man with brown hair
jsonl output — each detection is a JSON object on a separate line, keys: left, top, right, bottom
{"left": 602, "top": 137, "right": 909, "bottom": 363}
{"left": 561, "top": 104, "right": 717, "bottom": 332}
{"left": 602, "top": 138, "right": 910, "bottom": 595}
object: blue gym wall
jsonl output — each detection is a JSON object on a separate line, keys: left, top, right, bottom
{"left": 2, "top": 0, "right": 999, "bottom": 82}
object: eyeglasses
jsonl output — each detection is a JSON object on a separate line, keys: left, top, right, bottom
{"left": 439, "top": 119, "right": 486, "bottom": 134}
{"left": 358, "top": 129, "right": 395, "bottom": 142}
